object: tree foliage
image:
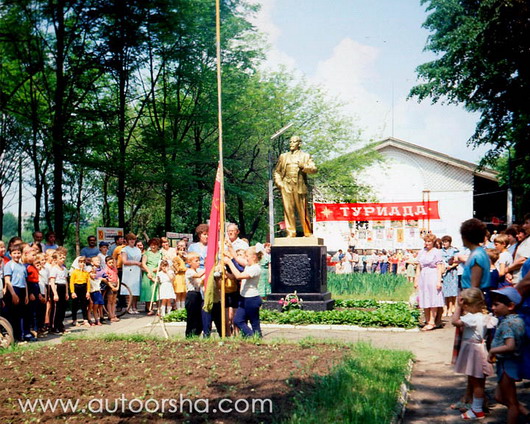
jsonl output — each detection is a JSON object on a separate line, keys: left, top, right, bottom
{"left": 410, "top": 0, "right": 530, "bottom": 213}
{"left": 0, "top": 0, "right": 373, "bottom": 243}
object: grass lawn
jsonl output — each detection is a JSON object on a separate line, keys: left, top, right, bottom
{"left": 0, "top": 335, "right": 412, "bottom": 423}
{"left": 328, "top": 273, "right": 415, "bottom": 302}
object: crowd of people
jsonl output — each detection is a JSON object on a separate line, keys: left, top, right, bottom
{"left": 412, "top": 215, "right": 530, "bottom": 422}
{"left": 0, "top": 223, "right": 272, "bottom": 343}
{"left": 332, "top": 248, "right": 418, "bottom": 276}
{"left": 2, "top": 214, "right": 530, "bottom": 421}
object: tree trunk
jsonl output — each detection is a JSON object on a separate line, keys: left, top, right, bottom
{"left": 51, "top": 0, "right": 66, "bottom": 243}
{"left": 237, "top": 194, "right": 246, "bottom": 237}
{"left": 165, "top": 181, "right": 172, "bottom": 232}
{"left": 33, "top": 169, "right": 42, "bottom": 232}
{"left": 74, "top": 169, "right": 84, "bottom": 256}
{"left": 116, "top": 55, "right": 127, "bottom": 229}
{"left": 0, "top": 188, "right": 4, "bottom": 238}
{"left": 102, "top": 174, "right": 110, "bottom": 226}
{"left": 18, "top": 157, "right": 22, "bottom": 237}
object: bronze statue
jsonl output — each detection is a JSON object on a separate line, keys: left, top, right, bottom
{"left": 274, "top": 136, "right": 317, "bottom": 237}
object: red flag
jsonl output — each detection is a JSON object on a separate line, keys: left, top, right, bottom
{"left": 204, "top": 164, "right": 222, "bottom": 289}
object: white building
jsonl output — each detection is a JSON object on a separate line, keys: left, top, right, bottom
{"left": 314, "top": 137, "right": 502, "bottom": 252}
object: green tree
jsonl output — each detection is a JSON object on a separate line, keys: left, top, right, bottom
{"left": 409, "top": 0, "right": 530, "bottom": 214}
{"left": 1, "top": 212, "right": 18, "bottom": 240}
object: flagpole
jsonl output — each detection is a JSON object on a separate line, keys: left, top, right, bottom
{"left": 215, "top": 0, "right": 226, "bottom": 338}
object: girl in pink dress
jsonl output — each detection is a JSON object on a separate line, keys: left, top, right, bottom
{"left": 452, "top": 288, "right": 497, "bottom": 420}
{"left": 414, "top": 234, "right": 444, "bottom": 331}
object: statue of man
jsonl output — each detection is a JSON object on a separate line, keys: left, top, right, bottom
{"left": 273, "top": 136, "right": 317, "bottom": 237}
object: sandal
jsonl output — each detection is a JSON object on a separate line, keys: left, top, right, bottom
{"left": 461, "top": 409, "right": 485, "bottom": 420}
{"left": 450, "top": 401, "right": 471, "bottom": 411}
{"left": 147, "top": 310, "right": 156, "bottom": 316}
{"left": 421, "top": 324, "right": 435, "bottom": 331}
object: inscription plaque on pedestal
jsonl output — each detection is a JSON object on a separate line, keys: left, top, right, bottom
{"left": 263, "top": 240, "right": 334, "bottom": 311}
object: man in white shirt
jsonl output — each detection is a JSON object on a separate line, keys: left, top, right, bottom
{"left": 507, "top": 213, "right": 530, "bottom": 284}
{"left": 227, "top": 223, "right": 249, "bottom": 251}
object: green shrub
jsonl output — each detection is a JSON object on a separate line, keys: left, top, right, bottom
{"left": 164, "top": 301, "right": 420, "bottom": 329}
{"left": 327, "top": 273, "right": 413, "bottom": 301}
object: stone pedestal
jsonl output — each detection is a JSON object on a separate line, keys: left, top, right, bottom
{"left": 263, "top": 237, "right": 334, "bottom": 311}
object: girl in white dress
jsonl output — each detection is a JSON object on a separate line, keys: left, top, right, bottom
{"left": 158, "top": 260, "right": 175, "bottom": 317}
{"left": 452, "top": 288, "right": 498, "bottom": 419}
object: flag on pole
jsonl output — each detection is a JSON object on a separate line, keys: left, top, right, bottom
{"left": 203, "top": 164, "right": 223, "bottom": 313}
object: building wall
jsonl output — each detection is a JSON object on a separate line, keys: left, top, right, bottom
{"left": 313, "top": 146, "right": 475, "bottom": 251}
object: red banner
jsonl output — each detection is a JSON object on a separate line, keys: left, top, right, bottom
{"left": 314, "top": 201, "right": 440, "bottom": 222}
{"left": 204, "top": 164, "right": 222, "bottom": 289}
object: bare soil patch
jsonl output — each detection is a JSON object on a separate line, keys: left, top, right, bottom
{"left": 0, "top": 338, "right": 351, "bottom": 423}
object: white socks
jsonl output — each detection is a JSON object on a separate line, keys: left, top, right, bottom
{"left": 472, "top": 397, "right": 483, "bottom": 413}
{"left": 160, "top": 305, "right": 173, "bottom": 316}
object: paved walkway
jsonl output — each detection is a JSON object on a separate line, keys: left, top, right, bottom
{"left": 42, "top": 314, "right": 529, "bottom": 423}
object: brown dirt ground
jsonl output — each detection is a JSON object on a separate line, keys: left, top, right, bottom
{"left": 0, "top": 339, "right": 351, "bottom": 423}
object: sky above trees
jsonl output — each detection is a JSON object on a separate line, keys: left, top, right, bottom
{"left": 250, "top": 0, "right": 490, "bottom": 163}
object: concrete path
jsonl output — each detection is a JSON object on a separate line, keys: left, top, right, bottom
{"left": 41, "top": 314, "right": 529, "bottom": 423}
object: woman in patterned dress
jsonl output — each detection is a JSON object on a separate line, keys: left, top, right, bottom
{"left": 441, "top": 235, "right": 459, "bottom": 317}
{"left": 140, "top": 238, "right": 163, "bottom": 315}
{"left": 414, "top": 233, "right": 444, "bottom": 331}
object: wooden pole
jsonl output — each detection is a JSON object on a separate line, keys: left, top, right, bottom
{"left": 215, "top": 0, "right": 226, "bottom": 338}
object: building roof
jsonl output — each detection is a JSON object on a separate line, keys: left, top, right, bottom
{"left": 373, "top": 137, "right": 498, "bottom": 181}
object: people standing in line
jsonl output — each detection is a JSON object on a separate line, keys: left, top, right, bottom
{"left": 42, "top": 232, "right": 59, "bottom": 253}
{"left": 172, "top": 240, "right": 188, "bottom": 310}
{"left": 69, "top": 257, "right": 91, "bottom": 327}
{"left": 224, "top": 246, "right": 263, "bottom": 338}
{"left": 140, "top": 238, "right": 163, "bottom": 315}
{"left": 104, "top": 256, "right": 120, "bottom": 322}
{"left": 488, "top": 287, "right": 528, "bottom": 424}
{"left": 460, "top": 219, "right": 491, "bottom": 291}
{"left": 158, "top": 260, "right": 176, "bottom": 317}
{"left": 414, "top": 233, "right": 444, "bottom": 331}
{"left": 108, "top": 235, "right": 124, "bottom": 258}
{"left": 505, "top": 214, "right": 530, "bottom": 285}
{"left": 97, "top": 241, "right": 109, "bottom": 266}
{"left": 3, "top": 246, "right": 28, "bottom": 341}
{"left": 89, "top": 256, "right": 105, "bottom": 326}
{"left": 494, "top": 234, "right": 513, "bottom": 288}
{"left": 441, "top": 235, "right": 459, "bottom": 317}
{"left": 160, "top": 237, "right": 177, "bottom": 263}
{"left": 405, "top": 251, "right": 417, "bottom": 284}
{"left": 184, "top": 252, "right": 204, "bottom": 337}
{"left": 342, "top": 249, "right": 353, "bottom": 274}
{"left": 226, "top": 223, "right": 249, "bottom": 251}
{"left": 34, "top": 253, "right": 49, "bottom": 336}
{"left": 22, "top": 246, "right": 41, "bottom": 339}
{"left": 452, "top": 288, "right": 497, "bottom": 420}
{"left": 30, "top": 231, "right": 44, "bottom": 253}
{"left": 379, "top": 250, "right": 389, "bottom": 274}
{"left": 188, "top": 224, "right": 209, "bottom": 269}
{"left": 88, "top": 265, "right": 103, "bottom": 326}
{"left": 505, "top": 225, "right": 520, "bottom": 257}
{"left": 120, "top": 233, "right": 142, "bottom": 314}
{"left": 257, "top": 243, "right": 271, "bottom": 300}
{"left": 80, "top": 235, "right": 99, "bottom": 259}
{"left": 49, "top": 251, "right": 69, "bottom": 334}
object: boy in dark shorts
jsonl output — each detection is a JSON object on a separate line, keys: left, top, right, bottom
{"left": 488, "top": 287, "right": 529, "bottom": 423}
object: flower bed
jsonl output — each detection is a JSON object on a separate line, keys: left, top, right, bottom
{"left": 164, "top": 300, "right": 420, "bottom": 329}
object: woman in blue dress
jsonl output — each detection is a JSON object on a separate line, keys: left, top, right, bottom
{"left": 441, "top": 235, "right": 459, "bottom": 317}
{"left": 121, "top": 233, "right": 143, "bottom": 314}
